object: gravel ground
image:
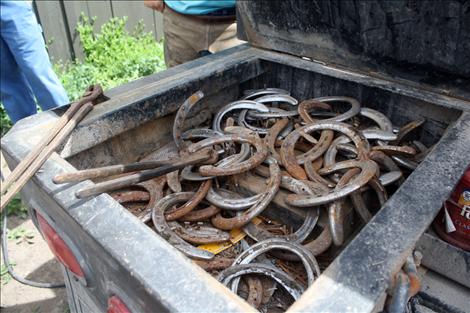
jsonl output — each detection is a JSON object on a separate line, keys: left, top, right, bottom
{"left": 1, "top": 216, "right": 68, "bottom": 313}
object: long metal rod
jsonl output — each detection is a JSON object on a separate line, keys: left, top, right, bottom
{"left": 75, "top": 151, "right": 213, "bottom": 198}
{"left": 0, "top": 102, "right": 95, "bottom": 211}
{"left": 0, "top": 85, "right": 103, "bottom": 196}
{"left": 52, "top": 150, "right": 210, "bottom": 184}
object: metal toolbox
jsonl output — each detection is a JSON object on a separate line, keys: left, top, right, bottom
{"left": 2, "top": 1, "right": 469, "bottom": 312}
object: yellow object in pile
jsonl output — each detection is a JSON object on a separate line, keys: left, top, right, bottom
{"left": 198, "top": 217, "right": 262, "bottom": 254}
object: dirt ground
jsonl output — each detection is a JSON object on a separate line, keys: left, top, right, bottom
{"left": 0, "top": 216, "right": 69, "bottom": 313}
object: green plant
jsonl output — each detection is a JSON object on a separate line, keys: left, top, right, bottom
{"left": 1, "top": 103, "right": 12, "bottom": 137}
{"left": 1, "top": 16, "right": 166, "bottom": 136}
{"left": 4, "top": 194, "right": 28, "bottom": 219}
{"left": 55, "top": 15, "right": 166, "bottom": 101}
{"left": 7, "top": 226, "right": 35, "bottom": 244}
{"left": 1, "top": 262, "right": 16, "bottom": 285}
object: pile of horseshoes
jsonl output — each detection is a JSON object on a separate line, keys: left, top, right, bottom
{"left": 59, "top": 88, "right": 429, "bottom": 309}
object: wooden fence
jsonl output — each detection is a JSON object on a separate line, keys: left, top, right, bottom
{"left": 33, "top": 0, "right": 164, "bottom": 62}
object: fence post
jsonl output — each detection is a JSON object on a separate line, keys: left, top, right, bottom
{"left": 33, "top": 0, "right": 73, "bottom": 62}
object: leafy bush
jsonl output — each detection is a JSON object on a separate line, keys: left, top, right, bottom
{"left": 0, "top": 15, "right": 165, "bottom": 135}
{"left": 1, "top": 105, "right": 11, "bottom": 137}
{"left": 1, "top": 262, "right": 16, "bottom": 285}
{"left": 56, "top": 15, "right": 166, "bottom": 101}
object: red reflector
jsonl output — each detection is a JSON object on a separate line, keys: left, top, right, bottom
{"left": 36, "top": 213, "right": 85, "bottom": 277}
{"left": 107, "top": 296, "right": 131, "bottom": 313}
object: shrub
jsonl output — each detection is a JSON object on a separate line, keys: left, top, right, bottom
{"left": 56, "top": 15, "right": 166, "bottom": 101}
{"left": 1, "top": 105, "right": 10, "bottom": 137}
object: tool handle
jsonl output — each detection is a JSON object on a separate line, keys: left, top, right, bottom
{"left": 75, "top": 151, "right": 213, "bottom": 199}
{"left": 0, "top": 102, "right": 94, "bottom": 211}
{"left": 54, "top": 161, "right": 170, "bottom": 184}
{"left": 0, "top": 85, "right": 103, "bottom": 196}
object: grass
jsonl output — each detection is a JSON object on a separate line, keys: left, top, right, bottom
{"left": 7, "top": 226, "right": 35, "bottom": 244}
{"left": 4, "top": 194, "right": 28, "bottom": 219}
{"left": 0, "top": 194, "right": 29, "bottom": 233}
{"left": 0, "top": 262, "right": 16, "bottom": 285}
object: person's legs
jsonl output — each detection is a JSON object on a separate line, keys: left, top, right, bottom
{"left": 163, "top": 8, "right": 205, "bottom": 67}
{"left": 209, "top": 22, "right": 243, "bottom": 53}
{"left": 162, "top": 7, "right": 242, "bottom": 67}
{"left": 0, "top": 37, "right": 37, "bottom": 123}
{"left": 0, "top": 1, "right": 68, "bottom": 112}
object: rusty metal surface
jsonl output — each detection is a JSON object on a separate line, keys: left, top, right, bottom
{"left": 248, "top": 107, "right": 298, "bottom": 119}
{"left": 0, "top": 84, "right": 106, "bottom": 212}
{"left": 211, "top": 160, "right": 281, "bottom": 230}
{"left": 266, "top": 118, "right": 290, "bottom": 163}
{"left": 298, "top": 99, "right": 332, "bottom": 124}
{"left": 280, "top": 122, "right": 369, "bottom": 180}
{"left": 287, "top": 160, "right": 378, "bottom": 207}
{"left": 351, "top": 176, "right": 387, "bottom": 223}
{"left": 166, "top": 171, "right": 182, "bottom": 193}
{"left": 173, "top": 91, "right": 205, "bottom": 151}
{"left": 152, "top": 192, "right": 215, "bottom": 260}
{"left": 170, "top": 222, "right": 230, "bottom": 244}
{"left": 75, "top": 150, "right": 213, "bottom": 198}
{"left": 110, "top": 190, "right": 150, "bottom": 204}
{"left": 187, "top": 134, "right": 268, "bottom": 177}
{"left": 206, "top": 187, "right": 262, "bottom": 211}
{"left": 129, "top": 89, "right": 436, "bottom": 310}
{"left": 328, "top": 168, "right": 359, "bottom": 246}
{"left": 194, "top": 257, "right": 234, "bottom": 271}
{"left": 392, "top": 118, "right": 426, "bottom": 145}
{"left": 231, "top": 238, "right": 321, "bottom": 291}
{"left": 179, "top": 205, "right": 221, "bottom": 222}
{"left": 218, "top": 263, "right": 305, "bottom": 300}
{"left": 243, "top": 207, "right": 319, "bottom": 244}
{"left": 20, "top": 78, "right": 462, "bottom": 312}
{"left": 75, "top": 88, "right": 437, "bottom": 311}
{"left": 372, "top": 145, "right": 417, "bottom": 156}
{"left": 165, "top": 179, "right": 212, "bottom": 221}
{"left": 359, "top": 107, "right": 393, "bottom": 133}
{"left": 212, "top": 100, "right": 269, "bottom": 133}
{"left": 303, "top": 212, "right": 333, "bottom": 257}
{"left": 245, "top": 276, "right": 264, "bottom": 309}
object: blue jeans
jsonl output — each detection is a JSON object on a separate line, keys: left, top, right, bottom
{"left": 0, "top": 0, "right": 69, "bottom": 123}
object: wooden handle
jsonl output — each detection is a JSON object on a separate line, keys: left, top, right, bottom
{"left": 0, "top": 102, "right": 94, "bottom": 211}
{"left": 53, "top": 150, "right": 212, "bottom": 184}
{"left": 75, "top": 151, "right": 213, "bottom": 198}
{"left": 0, "top": 85, "right": 103, "bottom": 196}
{"left": 53, "top": 161, "right": 172, "bottom": 184}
